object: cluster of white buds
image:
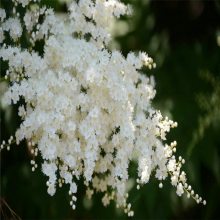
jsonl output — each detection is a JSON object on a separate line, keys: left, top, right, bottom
{"left": 124, "top": 202, "right": 134, "bottom": 217}
{"left": 167, "top": 153, "right": 206, "bottom": 205}
{"left": 30, "top": 159, "right": 38, "bottom": 171}
{"left": 0, "top": 0, "right": 206, "bottom": 216}
{"left": 28, "top": 141, "right": 38, "bottom": 171}
{"left": 69, "top": 189, "right": 77, "bottom": 210}
{"left": 0, "top": 136, "right": 14, "bottom": 151}
{"left": 184, "top": 182, "right": 206, "bottom": 205}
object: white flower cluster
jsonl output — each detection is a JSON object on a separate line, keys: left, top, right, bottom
{"left": 0, "top": 0, "right": 206, "bottom": 216}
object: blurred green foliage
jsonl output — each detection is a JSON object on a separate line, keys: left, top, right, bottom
{"left": 1, "top": 0, "right": 220, "bottom": 219}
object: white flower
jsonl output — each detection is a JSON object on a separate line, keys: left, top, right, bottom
{"left": 2, "top": 18, "right": 22, "bottom": 40}
{"left": 176, "top": 183, "right": 184, "bottom": 196}
{"left": 0, "top": 0, "right": 205, "bottom": 215}
{"left": 171, "top": 175, "right": 178, "bottom": 187}
{"left": 167, "top": 158, "right": 176, "bottom": 172}
{"left": 17, "top": 0, "right": 37, "bottom": 7}
{"left": 0, "top": 8, "right": 6, "bottom": 22}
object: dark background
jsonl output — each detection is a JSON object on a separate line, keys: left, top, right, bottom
{"left": 1, "top": 0, "right": 220, "bottom": 219}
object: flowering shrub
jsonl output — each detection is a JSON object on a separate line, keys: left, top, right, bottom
{"left": 0, "top": 0, "right": 205, "bottom": 216}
